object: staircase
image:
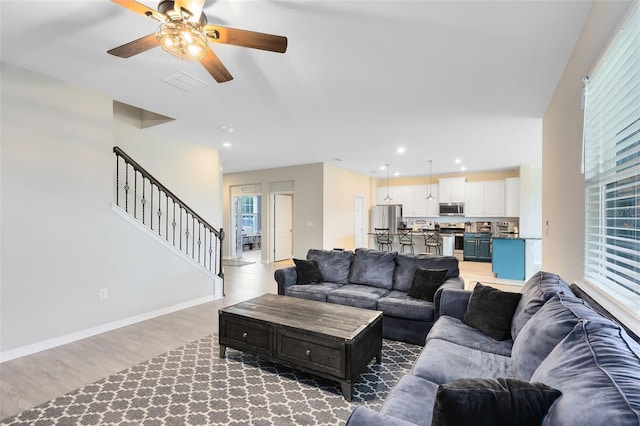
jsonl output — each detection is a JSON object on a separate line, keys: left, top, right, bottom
{"left": 113, "top": 146, "right": 224, "bottom": 290}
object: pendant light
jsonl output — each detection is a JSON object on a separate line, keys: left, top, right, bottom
{"left": 426, "top": 160, "right": 434, "bottom": 200}
{"left": 383, "top": 163, "right": 393, "bottom": 201}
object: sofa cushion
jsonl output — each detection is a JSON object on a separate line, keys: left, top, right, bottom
{"left": 378, "top": 374, "right": 439, "bottom": 425}
{"left": 284, "top": 282, "right": 344, "bottom": 302}
{"left": 511, "top": 294, "right": 602, "bottom": 380}
{"left": 531, "top": 319, "right": 640, "bottom": 426}
{"left": 406, "top": 267, "right": 448, "bottom": 302}
{"left": 326, "top": 284, "right": 389, "bottom": 309}
{"left": 463, "top": 283, "right": 522, "bottom": 341}
{"left": 349, "top": 248, "right": 397, "bottom": 289}
{"left": 412, "top": 338, "right": 514, "bottom": 384}
{"left": 293, "top": 258, "right": 323, "bottom": 284}
{"left": 307, "top": 249, "right": 353, "bottom": 284}
{"left": 431, "top": 378, "right": 561, "bottom": 426}
{"left": 511, "top": 271, "right": 572, "bottom": 340}
{"left": 377, "top": 290, "right": 434, "bottom": 322}
{"left": 393, "top": 254, "right": 459, "bottom": 292}
{"left": 427, "top": 316, "right": 513, "bottom": 357}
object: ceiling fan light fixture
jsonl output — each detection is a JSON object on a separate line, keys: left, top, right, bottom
{"left": 157, "top": 21, "right": 207, "bottom": 60}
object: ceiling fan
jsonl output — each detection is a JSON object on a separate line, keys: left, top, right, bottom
{"left": 107, "top": 0, "right": 288, "bottom": 83}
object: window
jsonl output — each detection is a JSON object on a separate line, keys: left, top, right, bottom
{"left": 583, "top": 5, "right": 640, "bottom": 330}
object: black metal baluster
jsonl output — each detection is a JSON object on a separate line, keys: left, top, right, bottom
{"left": 185, "top": 212, "right": 190, "bottom": 255}
{"left": 157, "top": 187, "right": 162, "bottom": 236}
{"left": 150, "top": 183, "right": 154, "bottom": 231}
{"left": 141, "top": 177, "right": 146, "bottom": 225}
{"left": 172, "top": 202, "right": 176, "bottom": 245}
{"left": 124, "top": 161, "right": 130, "bottom": 212}
{"left": 179, "top": 208, "right": 183, "bottom": 250}
{"left": 192, "top": 216, "right": 195, "bottom": 259}
{"left": 115, "top": 154, "right": 120, "bottom": 206}
{"left": 198, "top": 221, "right": 202, "bottom": 263}
{"left": 209, "top": 230, "right": 213, "bottom": 271}
{"left": 134, "top": 170, "right": 137, "bottom": 219}
{"left": 165, "top": 194, "right": 169, "bottom": 240}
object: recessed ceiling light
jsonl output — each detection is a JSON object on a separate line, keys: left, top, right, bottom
{"left": 460, "top": 166, "right": 467, "bottom": 171}
{"left": 394, "top": 172, "right": 400, "bottom": 176}
{"left": 454, "top": 159, "right": 462, "bottom": 164}
{"left": 397, "top": 147, "right": 405, "bottom": 154}
{"left": 220, "top": 126, "right": 234, "bottom": 134}
{"left": 380, "top": 165, "right": 387, "bottom": 170}
{"left": 223, "top": 142, "right": 232, "bottom": 148}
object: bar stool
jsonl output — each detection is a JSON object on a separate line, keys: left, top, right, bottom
{"left": 422, "top": 229, "right": 442, "bottom": 255}
{"left": 374, "top": 228, "right": 393, "bottom": 251}
{"left": 397, "top": 228, "right": 415, "bottom": 254}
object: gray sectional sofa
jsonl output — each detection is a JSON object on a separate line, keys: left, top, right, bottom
{"left": 274, "top": 248, "right": 464, "bottom": 345}
{"left": 346, "top": 271, "right": 640, "bottom": 425}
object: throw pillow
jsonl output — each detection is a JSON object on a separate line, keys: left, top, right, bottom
{"left": 407, "top": 268, "right": 448, "bottom": 302}
{"left": 463, "top": 282, "right": 522, "bottom": 341}
{"left": 431, "top": 377, "right": 562, "bottom": 426}
{"left": 293, "top": 258, "right": 323, "bottom": 285}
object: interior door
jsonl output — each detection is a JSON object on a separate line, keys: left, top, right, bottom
{"left": 354, "top": 195, "right": 366, "bottom": 249}
{"left": 233, "top": 196, "right": 243, "bottom": 259}
{"left": 274, "top": 194, "right": 293, "bottom": 261}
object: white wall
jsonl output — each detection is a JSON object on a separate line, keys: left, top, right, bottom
{"left": 0, "top": 64, "right": 222, "bottom": 355}
{"left": 542, "top": 1, "right": 635, "bottom": 283}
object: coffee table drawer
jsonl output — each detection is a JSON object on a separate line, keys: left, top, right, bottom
{"left": 221, "top": 317, "right": 273, "bottom": 355}
{"left": 277, "top": 330, "right": 346, "bottom": 378}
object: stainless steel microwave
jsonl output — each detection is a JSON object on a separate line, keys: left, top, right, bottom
{"left": 439, "top": 203, "right": 465, "bottom": 216}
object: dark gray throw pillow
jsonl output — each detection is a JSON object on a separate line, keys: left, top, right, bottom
{"left": 431, "top": 378, "right": 562, "bottom": 426}
{"left": 293, "top": 258, "right": 323, "bottom": 285}
{"left": 463, "top": 282, "right": 522, "bottom": 341}
{"left": 407, "top": 268, "right": 448, "bottom": 302}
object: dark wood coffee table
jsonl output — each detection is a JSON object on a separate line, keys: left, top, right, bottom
{"left": 219, "top": 294, "right": 383, "bottom": 401}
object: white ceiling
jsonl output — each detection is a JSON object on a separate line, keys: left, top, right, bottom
{"left": 0, "top": 0, "right": 593, "bottom": 177}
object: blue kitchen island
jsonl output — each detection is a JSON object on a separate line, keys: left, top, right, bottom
{"left": 492, "top": 236, "right": 526, "bottom": 280}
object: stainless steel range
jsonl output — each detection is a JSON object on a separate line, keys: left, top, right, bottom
{"left": 438, "top": 222, "right": 466, "bottom": 260}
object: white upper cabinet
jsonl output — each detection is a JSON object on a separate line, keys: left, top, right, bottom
{"left": 505, "top": 177, "right": 520, "bottom": 217}
{"left": 377, "top": 186, "right": 403, "bottom": 205}
{"left": 465, "top": 180, "right": 505, "bottom": 217}
{"left": 439, "top": 177, "right": 466, "bottom": 202}
{"left": 377, "top": 184, "right": 439, "bottom": 217}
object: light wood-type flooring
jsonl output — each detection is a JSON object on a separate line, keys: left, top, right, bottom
{"left": 0, "top": 250, "right": 522, "bottom": 420}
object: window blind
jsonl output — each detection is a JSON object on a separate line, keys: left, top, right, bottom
{"left": 583, "top": 5, "right": 640, "bottom": 314}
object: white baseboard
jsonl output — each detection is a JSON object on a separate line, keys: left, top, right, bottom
{"left": 0, "top": 295, "right": 216, "bottom": 363}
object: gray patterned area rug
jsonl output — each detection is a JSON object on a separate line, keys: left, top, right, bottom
{"left": 2, "top": 335, "right": 422, "bottom": 425}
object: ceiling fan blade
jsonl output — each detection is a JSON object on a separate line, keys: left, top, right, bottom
{"left": 110, "top": 0, "right": 165, "bottom": 21}
{"left": 199, "top": 46, "right": 233, "bottom": 83}
{"left": 107, "top": 34, "right": 160, "bottom": 58}
{"left": 204, "top": 25, "right": 287, "bottom": 53}
{"left": 174, "top": 0, "right": 206, "bottom": 21}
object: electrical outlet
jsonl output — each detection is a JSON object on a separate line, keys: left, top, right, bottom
{"left": 99, "top": 288, "right": 108, "bottom": 300}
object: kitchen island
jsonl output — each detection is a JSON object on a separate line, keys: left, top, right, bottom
{"left": 492, "top": 236, "right": 525, "bottom": 280}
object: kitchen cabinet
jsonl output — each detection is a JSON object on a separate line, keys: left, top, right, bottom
{"left": 377, "top": 186, "right": 403, "bottom": 205}
{"left": 463, "top": 233, "right": 491, "bottom": 262}
{"left": 505, "top": 177, "right": 520, "bottom": 217}
{"left": 439, "top": 177, "right": 466, "bottom": 203}
{"left": 492, "top": 237, "right": 525, "bottom": 280}
{"left": 464, "top": 180, "right": 505, "bottom": 217}
{"left": 408, "top": 184, "right": 439, "bottom": 217}
{"left": 377, "top": 184, "right": 439, "bottom": 217}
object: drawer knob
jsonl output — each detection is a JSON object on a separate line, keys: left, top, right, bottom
{"left": 305, "top": 349, "right": 311, "bottom": 357}
{"left": 242, "top": 332, "right": 248, "bottom": 339}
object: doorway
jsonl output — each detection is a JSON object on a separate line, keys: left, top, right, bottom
{"left": 354, "top": 195, "right": 366, "bottom": 249}
{"left": 231, "top": 194, "right": 262, "bottom": 259}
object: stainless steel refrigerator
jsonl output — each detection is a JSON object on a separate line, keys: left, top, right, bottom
{"left": 370, "top": 204, "right": 403, "bottom": 233}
